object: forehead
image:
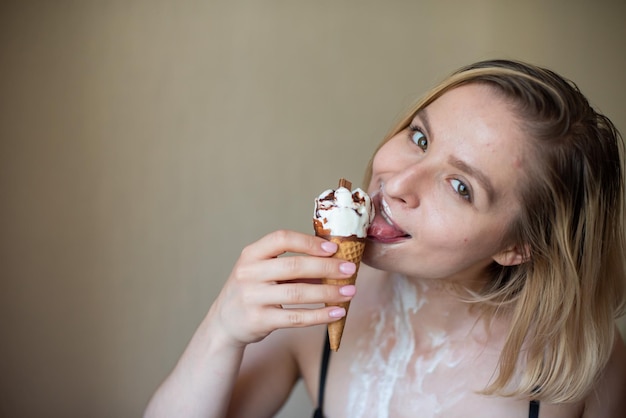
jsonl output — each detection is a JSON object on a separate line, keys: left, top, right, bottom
{"left": 423, "top": 84, "right": 529, "bottom": 207}
{"left": 424, "top": 83, "right": 519, "bottom": 130}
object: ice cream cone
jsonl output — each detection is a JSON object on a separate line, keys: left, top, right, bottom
{"left": 312, "top": 178, "right": 373, "bottom": 351}
{"left": 318, "top": 235, "right": 366, "bottom": 351}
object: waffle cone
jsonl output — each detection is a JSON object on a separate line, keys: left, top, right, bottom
{"left": 317, "top": 235, "right": 366, "bottom": 351}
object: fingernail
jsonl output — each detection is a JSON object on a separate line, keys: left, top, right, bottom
{"left": 321, "top": 241, "right": 338, "bottom": 253}
{"left": 339, "top": 285, "right": 356, "bottom": 296}
{"left": 329, "top": 307, "right": 346, "bottom": 318}
{"left": 339, "top": 262, "right": 356, "bottom": 275}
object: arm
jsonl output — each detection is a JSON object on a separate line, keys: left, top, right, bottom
{"left": 144, "top": 230, "right": 356, "bottom": 418}
{"left": 143, "top": 312, "right": 246, "bottom": 418}
{"left": 582, "top": 329, "right": 626, "bottom": 417}
{"left": 226, "top": 329, "right": 302, "bottom": 417}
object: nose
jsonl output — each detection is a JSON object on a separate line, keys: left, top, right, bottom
{"left": 384, "top": 163, "right": 422, "bottom": 208}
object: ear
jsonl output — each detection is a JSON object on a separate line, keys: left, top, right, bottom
{"left": 492, "top": 244, "right": 530, "bottom": 267}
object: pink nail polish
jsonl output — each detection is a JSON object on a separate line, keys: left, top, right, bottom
{"left": 339, "top": 285, "right": 356, "bottom": 296}
{"left": 339, "top": 262, "right": 356, "bottom": 275}
{"left": 329, "top": 307, "right": 346, "bottom": 318}
{"left": 321, "top": 241, "right": 338, "bottom": 253}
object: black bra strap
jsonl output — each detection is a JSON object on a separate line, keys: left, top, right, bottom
{"left": 312, "top": 332, "right": 332, "bottom": 418}
{"left": 529, "top": 400, "right": 540, "bottom": 418}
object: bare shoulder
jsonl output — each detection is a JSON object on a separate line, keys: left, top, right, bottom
{"left": 582, "top": 331, "right": 626, "bottom": 417}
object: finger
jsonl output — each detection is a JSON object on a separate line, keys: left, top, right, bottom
{"left": 240, "top": 230, "right": 338, "bottom": 261}
{"left": 257, "top": 283, "right": 357, "bottom": 306}
{"left": 234, "top": 255, "right": 356, "bottom": 283}
{"left": 276, "top": 278, "right": 323, "bottom": 285}
{"left": 267, "top": 305, "right": 348, "bottom": 329}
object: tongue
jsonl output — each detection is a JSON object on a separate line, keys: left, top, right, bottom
{"left": 367, "top": 214, "right": 409, "bottom": 240}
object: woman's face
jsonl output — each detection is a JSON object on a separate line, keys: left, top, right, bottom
{"left": 364, "top": 83, "right": 528, "bottom": 285}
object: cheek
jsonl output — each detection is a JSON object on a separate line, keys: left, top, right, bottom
{"left": 369, "top": 138, "right": 405, "bottom": 179}
{"left": 371, "top": 144, "right": 392, "bottom": 169}
{"left": 423, "top": 219, "right": 490, "bottom": 254}
{"left": 367, "top": 148, "right": 390, "bottom": 191}
{"left": 441, "top": 223, "right": 508, "bottom": 259}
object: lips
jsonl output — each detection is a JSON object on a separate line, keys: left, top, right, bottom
{"left": 367, "top": 195, "right": 411, "bottom": 243}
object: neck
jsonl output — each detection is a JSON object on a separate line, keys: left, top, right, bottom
{"left": 378, "top": 271, "right": 502, "bottom": 347}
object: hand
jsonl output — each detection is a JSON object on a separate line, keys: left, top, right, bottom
{"left": 209, "top": 229, "right": 357, "bottom": 348}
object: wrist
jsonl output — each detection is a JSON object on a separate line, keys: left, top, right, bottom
{"left": 199, "top": 304, "right": 248, "bottom": 353}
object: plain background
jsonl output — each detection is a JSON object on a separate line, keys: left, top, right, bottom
{"left": 1, "top": 1, "right": 625, "bottom": 417}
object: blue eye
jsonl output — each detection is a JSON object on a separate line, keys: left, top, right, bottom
{"left": 411, "top": 129, "right": 428, "bottom": 151}
{"left": 450, "top": 179, "right": 472, "bottom": 201}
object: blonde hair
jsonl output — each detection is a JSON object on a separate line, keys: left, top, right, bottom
{"left": 364, "top": 60, "right": 626, "bottom": 403}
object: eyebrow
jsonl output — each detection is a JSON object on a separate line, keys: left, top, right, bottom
{"left": 448, "top": 157, "right": 496, "bottom": 204}
{"left": 415, "top": 109, "right": 496, "bottom": 205}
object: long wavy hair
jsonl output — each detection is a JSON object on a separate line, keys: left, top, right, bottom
{"left": 364, "top": 59, "right": 626, "bottom": 403}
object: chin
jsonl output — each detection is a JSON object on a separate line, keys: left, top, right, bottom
{"left": 362, "top": 243, "right": 397, "bottom": 271}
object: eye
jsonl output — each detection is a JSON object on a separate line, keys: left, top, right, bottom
{"left": 450, "top": 179, "right": 472, "bottom": 201}
{"left": 409, "top": 127, "right": 428, "bottom": 151}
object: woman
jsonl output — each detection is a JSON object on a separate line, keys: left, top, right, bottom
{"left": 145, "top": 60, "right": 626, "bottom": 417}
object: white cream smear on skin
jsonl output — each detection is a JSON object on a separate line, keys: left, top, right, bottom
{"left": 346, "top": 274, "right": 466, "bottom": 418}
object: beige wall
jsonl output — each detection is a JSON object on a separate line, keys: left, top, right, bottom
{"left": 1, "top": 1, "right": 625, "bottom": 417}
